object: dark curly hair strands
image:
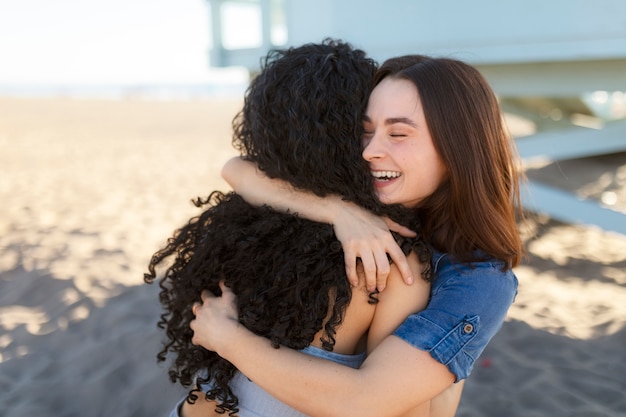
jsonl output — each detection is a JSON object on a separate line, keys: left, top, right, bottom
{"left": 233, "top": 41, "right": 379, "bottom": 207}
{"left": 146, "top": 192, "right": 351, "bottom": 414}
{"left": 144, "top": 39, "right": 431, "bottom": 415}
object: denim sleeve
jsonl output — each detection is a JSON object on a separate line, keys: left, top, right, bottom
{"left": 392, "top": 259, "right": 518, "bottom": 381}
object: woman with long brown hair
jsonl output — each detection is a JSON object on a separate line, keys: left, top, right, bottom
{"left": 191, "top": 54, "right": 524, "bottom": 416}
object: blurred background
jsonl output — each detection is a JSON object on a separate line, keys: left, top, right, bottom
{"left": 1, "top": 1, "right": 625, "bottom": 416}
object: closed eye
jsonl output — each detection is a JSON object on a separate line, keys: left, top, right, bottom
{"left": 362, "top": 128, "right": 374, "bottom": 139}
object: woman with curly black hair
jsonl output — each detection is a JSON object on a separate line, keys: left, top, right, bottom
{"left": 192, "top": 54, "right": 525, "bottom": 416}
{"left": 144, "top": 39, "right": 433, "bottom": 417}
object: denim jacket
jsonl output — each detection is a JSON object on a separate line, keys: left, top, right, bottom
{"left": 393, "top": 251, "right": 518, "bottom": 381}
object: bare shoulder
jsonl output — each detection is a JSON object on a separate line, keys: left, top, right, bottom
{"left": 367, "top": 252, "right": 431, "bottom": 351}
{"left": 377, "top": 251, "right": 430, "bottom": 306}
{"left": 180, "top": 397, "right": 222, "bottom": 417}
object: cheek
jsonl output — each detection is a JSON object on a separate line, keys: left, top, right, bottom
{"left": 426, "top": 160, "right": 447, "bottom": 190}
{"left": 422, "top": 145, "right": 446, "bottom": 182}
{"left": 415, "top": 158, "right": 445, "bottom": 193}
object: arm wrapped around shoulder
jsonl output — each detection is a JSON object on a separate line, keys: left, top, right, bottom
{"left": 392, "top": 254, "right": 518, "bottom": 381}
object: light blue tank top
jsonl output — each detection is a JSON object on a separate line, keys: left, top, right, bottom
{"left": 169, "top": 345, "right": 366, "bottom": 417}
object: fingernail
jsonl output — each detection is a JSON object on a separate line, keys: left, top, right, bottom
{"left": 377, "top": 285, "right": 385, "bottom": 292}
{"left": 407, "top": 276, "right": 414, "bottom": 285}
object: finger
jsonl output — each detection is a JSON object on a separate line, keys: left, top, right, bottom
{"left": 387, "top": 243, "right": 414, "bottom": 285}
{"left": 219, "top": 281, "right": 239, "bottom": 312}
{"left": 189, "top": 320, "right": 200, "bottom": 346}
{"left": 343, "top": 252, "right": 359, "bottom": 287}
{"left": 385, "top": 218, "right": 417, "bottom": 237}
{"left": 219, "top": 281, "right": 234, "bottom": 299}
{"left": 359, "top": 252, "right": 378, "bottom": 292}
{"left": 200, "top": 290, "right": 214, "bottom": 302}
{"left": 372, "top": 250, "right": 391, "bottom": 292}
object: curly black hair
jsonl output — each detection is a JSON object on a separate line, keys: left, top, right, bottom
{"left": 144, "top": 39, "right": 432, "bottom": 415}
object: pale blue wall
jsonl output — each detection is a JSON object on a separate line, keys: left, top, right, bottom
{"left": 283, "top": 0, "right": 626, "bottom": 64}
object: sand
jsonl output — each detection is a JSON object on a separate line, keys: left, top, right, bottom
{"left": 0, "top": 97, "right": 625, "bottom": 417}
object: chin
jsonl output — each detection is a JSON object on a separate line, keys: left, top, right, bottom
{"left": 376, "top": 195, "right": 393, "bottom": 205}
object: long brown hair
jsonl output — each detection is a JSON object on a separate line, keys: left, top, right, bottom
{"left": 373, "top": 55, "right": 525, "bottom": 268}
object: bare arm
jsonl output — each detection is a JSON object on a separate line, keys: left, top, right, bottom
{"left": 367, "top": 252, "right": 429, "bottom": 352}
{"left": 221, "top": 157, "right": 341, "bottom": 223}
{"left": 222, "top": 157, "right": 416, "bottom": 291}
{"left": 190, "top": 284, "right": 455, "bottom": 417}
{"left": 365, "top": 260, "right": 464, "bottom": 417}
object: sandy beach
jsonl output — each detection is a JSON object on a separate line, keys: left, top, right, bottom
{"left": 0, "top": 97, "right": 625, "bottom": 416}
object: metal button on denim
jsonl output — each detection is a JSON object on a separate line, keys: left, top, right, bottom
{"left": 393, "top": 251, "right": 519, "bottom": 380}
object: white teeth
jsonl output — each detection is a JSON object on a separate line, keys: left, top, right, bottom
{"left": 372, "top": 171, "right": 401, "bottom": 179}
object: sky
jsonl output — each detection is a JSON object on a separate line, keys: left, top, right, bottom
{"left": 0, "top": 0, "right": 249, "bottom": 85}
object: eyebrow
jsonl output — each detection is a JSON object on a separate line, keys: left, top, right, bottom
{"left": 363, "top": 115, "right": 418, "bottom": 128}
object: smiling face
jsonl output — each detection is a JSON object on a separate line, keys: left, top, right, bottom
{"left": 362, "top": 77, "right": 447, "bottom": 208}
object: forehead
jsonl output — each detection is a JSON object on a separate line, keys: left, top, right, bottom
{"left": 366, "top": 77, "right": 422, "bottom": 120}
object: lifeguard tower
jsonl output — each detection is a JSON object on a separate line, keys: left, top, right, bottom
{"left": 206, "top": 0, "right": 626, "bottom": 235}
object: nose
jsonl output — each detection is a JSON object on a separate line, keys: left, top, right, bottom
{"left": 362, "top": 132, "right": 385, "bottom": 161}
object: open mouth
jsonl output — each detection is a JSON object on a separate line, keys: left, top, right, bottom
{"left": 371, "top": 171, "right": 401, "bottom": 182}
